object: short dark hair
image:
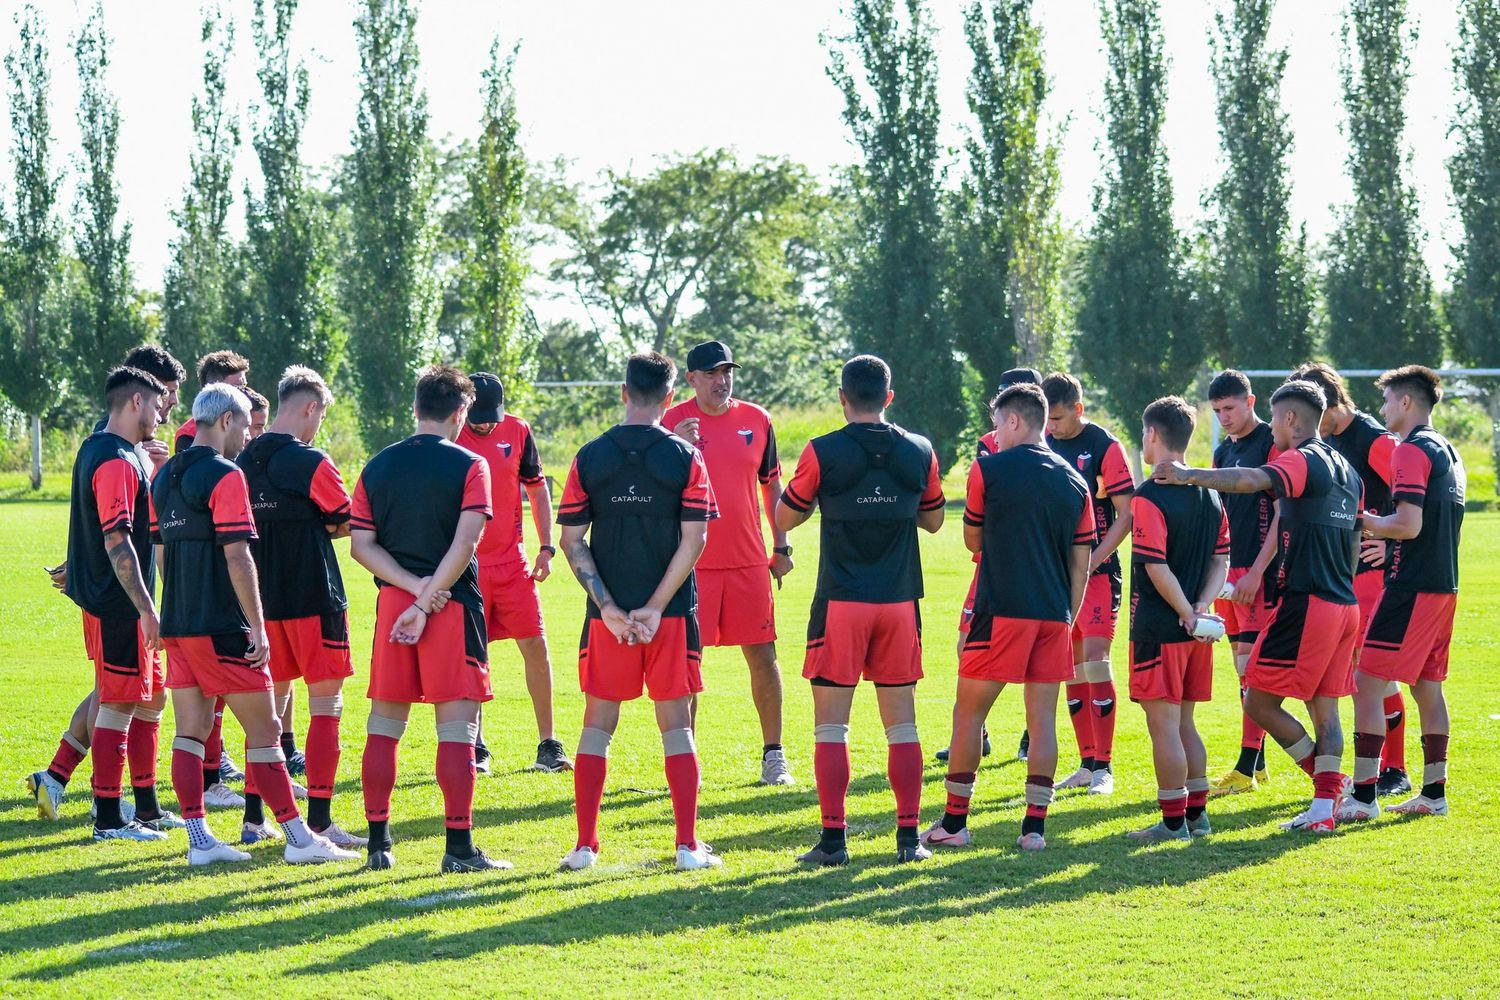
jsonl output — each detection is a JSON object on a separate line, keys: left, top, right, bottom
{"left": 1289, "top": 362, "right": 1353, "bottom": 410}
{"left": 1208, "top": 369, "right": 1252, "bottom": 401}
{"left": 840, "top": 354, "right": 891, "bottom": 411}
{"left": 243, "top": 387, "right": 269, "bottom": 413}
{"left": 414, "top": 365, "right": 476, "bottom": 421}
{"left": 1143, "top": 396, "right": 1196, "bottom": 452}
{"left": 197, "top": 350, "right": 250, "bottom": 386}
{"left": 1269, "top": 379, "right": 1327, "bottom": 425}
{"left": 1375, "top": 364, "right": 1442, "bottom": 409}
{"left": 104, "top": 366, "right": 167, "bottom": 412}
{"left": 995, "top": 383, "right": 1047, "bottom": 430}
{"left": 1041, "top": 371, "right": 1082, "bottom": 408}
{"left": 624, "top": 351, "right": 677, "bottom": 405}
{"left": 122, "top": 344, "right": 186, "bottom": 385}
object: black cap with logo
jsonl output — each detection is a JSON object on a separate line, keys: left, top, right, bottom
{"left": 685, "top": 341, "right": 742, "bottom": 373}
{"left": 468, "top": 372, "right": 505, "bottom": 424}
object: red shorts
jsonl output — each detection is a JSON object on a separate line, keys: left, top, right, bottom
{"left": 803, "top": 599, "right": 922, "bottom": 687}
{"left": 1353, "top": 570, "right": 1385, "bottom": 639}
{"left": 478, "top": 559, "right": 545, "bottom": 642}
{"left": 697, "top": 565, "right": 776, "bottom": 647}
{"left": 1358, "top": 590, "right": 1457, "bottom": 685}
{"left": 1071, "top": 573, "right": 1121, "bottom": 642}
{"left": 267, "top": 612, "right": 354, "bottom": 685}
{"left": 578, "top": 615, "right": 702, "bottom": 702}
{"left": 165, "top": 632, "right": 271, "bottom": 699}
{"left": 1129, "top": 639, "right": 1213, "bottom": 704}
{"left": 1246, "top": 593, "right": 1360, "bottom": 701}
{"left": 959, "top": 559, "right": 980, "bottom": 631}
{"left": 959, "top": 614, "right": 1073, "bottom": 684}
{"left": 83, "top": 611, "right": 164, "bottom": 704}
{"left": 1214, "top": 566, "right": 1274, "bottom": 644}
{"left": 367, "top": 588, "right": 492, "bottom": 705}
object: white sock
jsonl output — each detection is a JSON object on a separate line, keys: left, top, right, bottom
{"left": 281, "top": 816, "right": 312, "bottom": 848}
{"left": 186, "top": 817, "right": 216, "bottom": 850}
{"left": 1306, "top": 797, "right": 1333, "bottom": 821}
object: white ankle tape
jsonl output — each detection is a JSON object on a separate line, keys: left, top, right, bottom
{"left": 309, "top": 695, "right": 343, "bottom": 718}
{"left": 436, "top": 720, "right": 479, "bottom": 744}
{"left": 367, "top": 713, "right": 408, "bottom": 740}
{"left": 1313, "top": 754, "right": 1341, "bottom": 775}
{"left": 884, "top": 722, "right": 919, "bottom": 745}
{"left": 661, "top": 727, "right": 696, "bottom": 757}
{"left": 1285, "top": 734, "right": 1315, "bottom": 762}
{"left": 1423, "top": 762, "right": 1447, "bottom": 785}
{"left": 814, "top": 723, "right": 850, "bottom": 744}
{"left": 1025, "top": 784, "right": 1055, "bottom": 807}
{"left": 1157, "top": 787, "right": 1188, "bottom": 801}
{"left": 578, "top": 727, "right": 613, "bottom": 758}
{"left": 133, "top": 706, "right": 163, "bottom": 723}
{"left": 173, "top": 737, "right": 206, "bottom": 759}
{"left": 245, "top": 746, "right": 286, "bottom": 764}
{"left": 1386, "top": 680, "right": 1401, "bottom": 697}
{"left": 1080, "top": 659, "right": 1112, "bottom": 683}
{"left": 1354, "top": 757, "right": 1381, "bottom": 782}
{"left": 1185, "top": 776, "right": 1210, "bottom": 793}
{"left": 95, "top": 706, "right": 134, "bottom": 732}
{"left": 63, "top": 733, "right": 88, "bottom": 755}
{"left": 945, "top": 778, "right": 975, "bottom": 798}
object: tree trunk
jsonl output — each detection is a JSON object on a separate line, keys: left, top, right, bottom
{"left": 1485, "top": 391, "right": 1500, "bottom": 500}
{"left": 30, "top": 413, "right": 43, "bottom": 491}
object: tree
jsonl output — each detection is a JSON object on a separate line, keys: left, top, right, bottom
{"left": 162, "top": 7, "right": 240, "bottom": 371}
{"left": 1325, "top": 0, "right": 1437, "bottom": 391}
{"left": 1078, "top": 0, "right": 1199, "bottom": 448}
{"left": 1204, "top": 0, "right": 1312, "bottom": 370}
{"left": 1447, "top": 0, "right": 1500, "bottom": 472}
{"left": 1, "top": 4, "right": 65, "bottom": 489}
{"left": 242, "top": 0, "right": 341, "bottom": 390}
{"left": 826, "top": 0, "right": 964, "bottom": 463}
{"left": 951, "top": 0, "right": 1067, "bottom": 391}
{"left": 69, "top": 0, "right": 138, "bottom": 388}
{"left": 343, "top": 0, "right": 438, "bottom": 451}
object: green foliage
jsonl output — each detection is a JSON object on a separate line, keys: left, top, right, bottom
{"left": 162, "top": 8, "right": 240, "bottom": 375}
{"left": 825, "top": 0, "right": 965, "bottom": 463}
{"left": 1447, "top": 0, "right": 1500, "bottom": 369}
{"left": 1202, "top": 0, "right": 1312, "bottom": 369}
{"left": 1325, "top": 0, "right": 1438, "bottom": 399}
{"left": 951, "top": 0, "right": 1067, "bottom": 396}
{"left": 1078, "top": 0, "right": 1200, "bottom": 445}
{"left": 343, "top": 0, "right": 438, "bottom": 451}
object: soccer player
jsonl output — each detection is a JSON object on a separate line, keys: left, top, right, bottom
{"left": 1205, "top": 370, "right": 1281, "bottom": 795}
{"left": 351, "top": 366, "right": 510, "bottom": 873}
{"left": 174, "top": 350, "right": 250, "bottom": 453}
{"left": 1126, "top": 397, "right": 1229, "bottom": 841}
{"left": 666, "top": 340, "right": 795, "bottom": 786}
{"left": 156, "top": 383, "right": 356, "bottom": 865}
{"left": 922, "top": 382, "right": 1090, "bottom": 853}
{"left": 244, "top": 387, "right": 270, "bottom": 439}
{"left": 777, "top": 355, "right": 944, "bottom": 866}
{"left": 236, "top": 366, "right": 365, "bottom": 848}
{"left": 1291, "top": 361, "right": 1409, "bottom": 797}
{"left": 456, "top": 373, "right": 571, "bottom": 774}
{"left": 557, "top": 352, "right": 720, "bottom": 872}
{"left": 31, "top": 345, "right": 186, "bottom": 823}
{"left": 1152, "top": 380, "right": 1362, "bottom": 833}
{"left": 1343, "top": 366, "right": 1464, "bottom": 821}
{"left": 1042, "top": 372, "right": 1135, "bottom": 795}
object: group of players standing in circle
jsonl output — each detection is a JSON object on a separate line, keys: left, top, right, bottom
{"left": 25, "top": 336, "right": 1463, "bottom": 871}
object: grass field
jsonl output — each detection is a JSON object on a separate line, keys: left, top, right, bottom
{"left": 3, "top": 498, "right": 1499, "bottom": 998}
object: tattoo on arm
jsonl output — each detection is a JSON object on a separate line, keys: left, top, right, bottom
{"left": 106, "top": 535, "right": 154, "bottom": 617}
{"left": 565, "top": 537, "right": 613, "bottom": 608}
{"left": 1186, "top": 467, "right": 1275, "bottom": 493}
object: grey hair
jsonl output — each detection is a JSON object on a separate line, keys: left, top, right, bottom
{"left": 193, "top": 383, "right": 252, "bottom": 426}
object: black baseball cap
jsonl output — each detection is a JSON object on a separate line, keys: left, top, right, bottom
{"left": 997, "top": 367, "right": 1042, "bottom": 390}
{"left": 685, "top": 341, "right": 741, "bottom": 373}
{"left": 468, "top": 372, "right": 504, "bottom": 423}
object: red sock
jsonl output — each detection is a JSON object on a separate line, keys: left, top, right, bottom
{"left": 361, "top": 734, "right": 399, "bottom": 823}
{"left": 1312, "top": 769, "right": 1342, "bottom": 802}
{"left": 573, "top": 753, "right": 607, "bottom": 851}
{"left": 1066, "top": 683, "right": 1095, "bottom": 761}
{"left": 1298, "top": 755, "right": 1315, "bottom": 776}
{"left": 91, "top": 724, "right": 128, "bottom": 800}
{"left": 887, "top": 742, "right": 923, "bottom": 828}
{"left": 127, "top": 716, "right": 160, "bottom": 790}
{"left": 1158, "top": 790, "right": 1187, "bottom": 823}
{"left": 306, "top": 714, "right": 341, "bottom": 799}
{"left": 242, "top": 739, "right": 257, "bottom": 797}
{"left": 248, "top": 756, "right": 299, "bottom": 823}
{"left": 946, "top": 771, "right": 977, "bottom": 817}
{"left": 205, "top": 701, "right": 225, "bottom": 760}
{"left": 1353, "top": 732, "right": 1384, "bottom": 788}
{"left": 1382, "top": 690, "right": 1407, "bottom": 771}
{"left": 664, "top": 752, "right": 700, "bottom": 849}
{"left": 1240, "top": 684, "right": 1266, "bottom": 750}
{"left": 48, "top": 736, "right": 87, "bottom": 784}
{"left": 814, "top": 741, "right": 850, "bottom": 829}
{"left": 172, "top": 744, "right": 206, "bottom": 820}
{"left": 436, "top": 740, "right": 476, "bottom": 830}
{"left": 1089, "top": 680, "right": 1116, "bottom": 765}
{"left": 1186, "top": 786, "right": 1208, "bottom": 812}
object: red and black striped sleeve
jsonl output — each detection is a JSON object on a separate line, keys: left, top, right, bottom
{"left": 92, "top": 457, "right": 141, "bottom": 535}
{"left": 518, "top": 425, "right": 544, "bottom": 486}
{"left": 349, "top": 477, "right": 375, "bottom": 532}
{"left": 309, "top": 456, "right": 352, "bottom": 524}
{"left": 1368, "top": 432, "right": 1397, "bottom": 487}
{"left": 757, "top": 417, "right": 781, "bottom": 485}
{"left": 962, "top": 461, "right": 985, "bottom": 527}
{"left": 556, "top": 458, "right": 591, "bottom": 526}
{"left": 1130, "top": 495, "right": 1167, "bottom": 562}
{"left": 919, "top": 451, "right": 945, "bottom": 511}
{"left": 781, "top": 443, "right": 819, "bottom": 513}
{"left": 680, "top": 449, "right": 718, "bottom": 521}
{"left": 1261, "top": 447, "right": 1309, "bottom": 500}
{"left": 208, "top": 469, "right": 258, "bottom": 545}
{"left": 461, "top": 458, "right": 493, "bottom": 519}
{"left": 1215, "top": 504, "right": 1231, "bottom": 556}
{"left": 1390, "top": 441, "right": 1432, "bottom": 506}
{"left": 1073, "top": 494, "right": 1098, "bottom": 547}
{"left": 1100, "top": 439, "right": 1136, "bottom": 497}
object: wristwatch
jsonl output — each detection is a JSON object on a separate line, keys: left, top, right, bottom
{"left": 773, "top": 545, "right": 792, "bottom": 557}
{"left": 538, "top": 544, "right": 557, "bottom": 556}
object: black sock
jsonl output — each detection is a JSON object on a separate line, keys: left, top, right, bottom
{"left": 46, "top": 768, "right": 70, "bottom": 787}
{"left": 1080, "top": 756, "right": 1095, "bottom": 772}
{"left": 368, "top": 819, "right": 390, "bottom": 852}
{"left": 1353, "top": 783, "right": 1377, "bottom": 805}
{"left": 1234, "top": 746, "right": 1258, "bottom": 776}
{"left": 243, "top": 793, "right": 264, "bottom": 826}
{"left": 280, "top": 731, "right": 298, "bottom": 756}
{"left": 203, "top": 766, "right": 220, "bottom": 788}
{"left": 445, "top": 826, "right": 475, "bottom": 858}
{"left": 1020, "top": 814, "right": 1045, "bottom": 837}
{"left": 762, "top": 743, "right": 783, "bottom": 758}
{"left": 896, "top": 825, "right": 918, "bottom": 848}
{"left": 1163, "top": 814, "right": 1185, "bottom": 830}
{"left": 1186, "top": 804, "right": 1205, "bottom": 821}
{"left": 817, "top": 826, "right": 846, "bottom": 852}
{"left": 133, "top": 784, "right": 160, "bottom": 820}
{"left": 94, "top": 796, "right": 123, "bottom": 829}
{"left": 941, "top": 810, "right": 967, "bottom": 834}
{"left": 308, "top": 796, "right": 332, "bottom": 831}
{"left": 1421, "top": 782, "right": 1446, "bottom": 800}
{"left": 1254, "top": 745, "right": 1267, "bottom": 772}
{"left": 1093, "top": 760, "right": 1112, "bottom": 774}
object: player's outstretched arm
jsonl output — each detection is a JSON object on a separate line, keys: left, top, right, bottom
{"left": 104, "top": 527, "right": 162, "bottom": 651}
{"left": 1364, "top": 501, "right": 1423, "bottom": 541}
{"left": 1153, "top": 462, "right": 1274, "bottom": 494}
{"left": 223, "top": 540, "right": 270, "bottom": 667}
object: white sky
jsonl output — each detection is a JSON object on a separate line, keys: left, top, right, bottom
{"left": 0, "top": 0, "right": 1465, "bottom": 291}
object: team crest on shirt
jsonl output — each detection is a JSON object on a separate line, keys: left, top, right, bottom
{"left": 1076, "top": 452, "right": 1092, "bottom": 472}
{"left": 500, "top": 441, "right": 513, "bottom": 458}
{"left": 738, "top": 428, "right": 753, "bottom": 446}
